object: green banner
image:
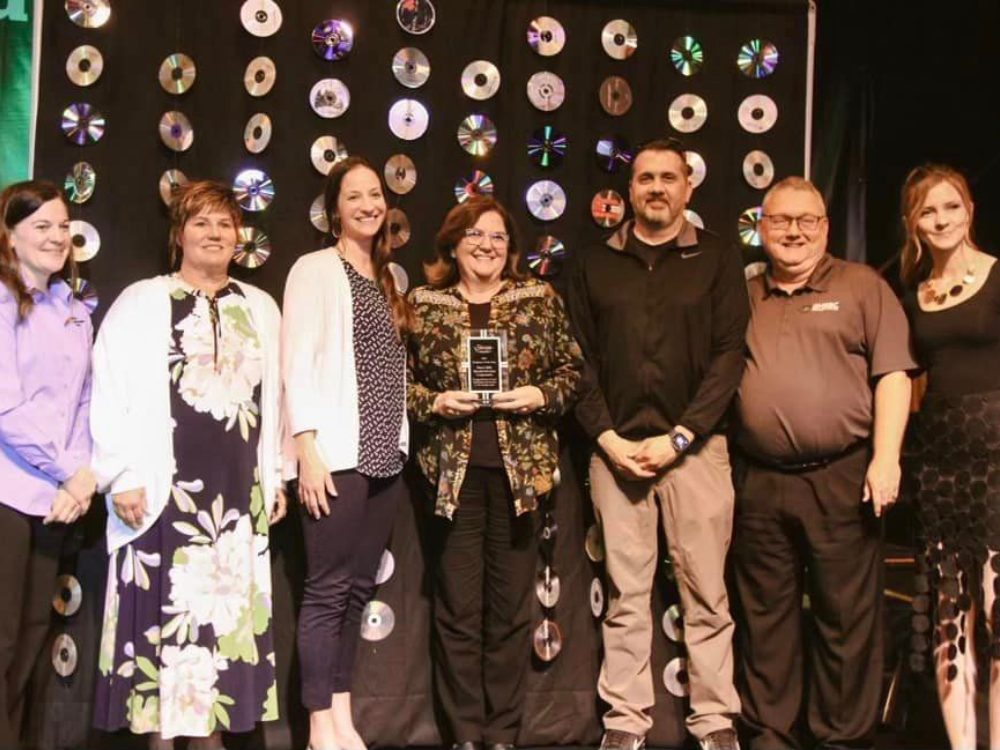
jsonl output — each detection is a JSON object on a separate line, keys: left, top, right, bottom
{"left": 0, "top": 0, "right": 35, "bottom": 186}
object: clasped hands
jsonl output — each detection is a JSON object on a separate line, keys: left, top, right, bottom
{"left": 43, "top": 466, "right": 97, "bottom": 525}
{"left": 432, "top": 386, "right": 545, "bottom": 419}
{"left": 598, "top": 429, "right": 689, "bottom": 481}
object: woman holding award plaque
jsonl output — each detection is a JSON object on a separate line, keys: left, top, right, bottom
{"left": 407, "top": 196, "right": 583, "bottom": 750}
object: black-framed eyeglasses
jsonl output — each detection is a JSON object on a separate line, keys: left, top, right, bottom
{"left": 761, "top": 213, "right": 826, "bottom": 232}
{"left": 464, "top": 227, "right": 510, "bottom": 247}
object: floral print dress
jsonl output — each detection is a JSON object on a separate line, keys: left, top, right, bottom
{"left": 94, "top": 279, "right": 277, "bottom": 739}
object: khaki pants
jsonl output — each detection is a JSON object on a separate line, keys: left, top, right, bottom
{"left": 590, "top": 434, "right": 741, "bottom": 739}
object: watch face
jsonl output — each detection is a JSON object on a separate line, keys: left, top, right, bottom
{"left": 671, "top": 432, "right": 690, "bottom": 452}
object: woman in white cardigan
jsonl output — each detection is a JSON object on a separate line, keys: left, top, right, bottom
{"left": 91, "top": 181, "right": 286, "bottom": 750}
{"left": 283, "top": 156, "right": 410, "bottom": 750}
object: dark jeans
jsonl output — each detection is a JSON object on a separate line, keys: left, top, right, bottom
{"left": 431, "top": 467, "right": 538, "bottom": 745}
{"left": 297, "top": 470, "right": 402, "bottom": 710}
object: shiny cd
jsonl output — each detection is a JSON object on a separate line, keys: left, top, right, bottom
{"left": 309, "top": 194, "right": 329, "bottom": 233}
{"left": 536, "top": 567, "right": 561, "bottom": 608}
{"left": 311, "top": 19, "right": 354, "bottom": 61}
{"left": 396, "top": 0, "right": 436, "bottom": 35}
{"left": 525, "top": 180, "right": 566, "bottom": 222}
{"left": 64, "top": 162, "right": 96, "bottom": 204}
{"left": 595, "top": 136, "right": 633, "bottom": 173}
{"left": 527, "top": 125, "right": 567, "bottom": 168}
{"left": 375, "top": 550, "right": 395, "bottom": 585}
{"left": 158, "top": 110, "right": 193, "bottom": 152}
{"left": 66, "top": 45, "right": 103, "bottom": 87}
{"left": 52, "top": 634, "right": 78, "bottom": 677}
{"left": 61, "top": 103, "right": 105, "bottom": 145}
{"left": 392, "top": 47, "right": 430, "bottom": 88}
{"left": 361, "top": 600, "right": 395, "bottom": 642}
{"left": 244, "top": 113, "right": 272, "bottom": 154}
{"left": 309, "top": 78, "right": 350, "bottom": 119}
{"left": 591, "top": 189, "right": 625, "bottom": 228}
{"left": 670, "top": 35, "right": 704, "bottom": 76}
{"left": 310, "top": 135, "right": 348, "bottom": 175}
{"left": 457, "top": 114, "right": 497, "bottom": 157}
{"left": 598, "top": 76, "right": 632, "bottom": 116}
{"left": 233, "top": 169, "right": 275, "bottom": 212}
{"left": 384, "top": 154, "right": 417, "bottom": 195}
{"left": 387, "top": 208, "right": 411, "bottom": 249}
{"left": 66, "top": 0, "right": 110, "bottom": 28}
{"left": 388, "top": 262, "right": 409, "bottom": 294}
{"left": 585, "top": 523, "right": 605, "bottom": 562}
{"left": 70, "top": 220, "right": 100, "bottom": 262}
{"left": 461, "top": 60, "right": 501, "bottom": 101}
{"left": 684, "top": 209, "right": 704, "bottom": 230}
{"left": 70, "top": 277, "right": 99, "bottom": 314}
{"left": 662, "top": 603, "right": 684, "bottom": 642}
{"left": 527, "top": 16, "right": 566, "bottom": 57}
{"left": 158, "top": 53, "right": 196, "bottom": 95}
{"left": 738, "top": 39, "right": 780, "bottom": 79}
{"left": 601, "top": 19, "right": 637, "bottom": 60}
{"left": 533, "top": 619, "right": 563, "bottom": 662}
{"left": 744, "top": 261, "right": 767, "bottom": 281}
{"left": 454, "top": 171, "right": 494, "bottom": 203}
{"left": 159, "top": 169, "right": 188, "bottom": 207}
{"left": 528, "top": 235, "right": 566, "bottom": 279}
{"left": 663, "top": 657, "right": 690, "bottom": 698}
{"left": 526, "top": 71, "right": 565, "bottom": 112}
{"left": 668, "top": 93, "right": 708, "bottom": 134}
{"left": 684, "top": 151, "right": 706, "bottom": 188}
{"left": 738, "top": 94, "right": 778, "bottom": 134}
{"left": 590, "top": 577, "right": 605, "bottom": 618}
{"left": 240, "top": 0, "right": 282, "bottom": 37}
{"left": 234, "top": 227, "right": 271, "bottom": 268}
{"left": 388, "top": 99, "right": 429, "bottom": 141}
{"left": 743, "top": 150, "right": 775, "bottom": 189}
{"left": 52, "top": 574, "right": 82, "bottom": 617}
{"left": 244, "top": 56, "right": 276, "bottom": 97}
{"left": 738, "top": 206, "right": 764, "bottom": 247}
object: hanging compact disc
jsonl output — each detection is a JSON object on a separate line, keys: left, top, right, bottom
{"left": 662, "top": 603, "right": 685, "bottom": 643}
{"left": 525, "top": 180, "right": 566, "bottom": 222}
{"left": 361, "top": 600, "right": 395, "bottom": 642}
{"left": 738, "top": 94, "right": 778, "bottom": 134}
{"left": 158, "top": 110, "right": 193, "bottom": 152}
{"left": 601, "top": 19, "right": 637, "bottom": 60}
{"left": 64, "top": 162, "right": 96, "bottom": 204}
{"left": 663, "top": 657, "right": 690, "bottom": 698}
{"left": 685, "top": 151, "right": 707, "bottom": 188}
{"left": 66, "top": 45, "right": 103, "bottom": 87}
{"left": 591, "top": 189, "right": 625, "bottom": 228}
{"left": 585, "top": 523, "right": 605, "bottom": 562}
{"left": 70, "top": 220, "right": 100, "bottom": 262}
{"left": 66, "top": 0, "right": 110, "bottom": 28}
{"left": 233, "top": 169, "right": 275, "bottom": 212}
{"left": 388, "top": 99, "right": 429, "bottom": 141}
{"left": 536, "top": 567, "right": 561, "bottom": 608}
{"left": 670, "top": 35, "right": 704, "bottom": 76}
{"left": 240, "top": 0, "right": 282, "bottom": 37}
{"left": 159, "top": 169, "right": 188, "bottom": 207}
{"left": 392, "top": 47, "right": 430, "bottom": 88}
{"left": 52, "top": 574, "right": 82, "bottom": 617}
{"left": 668, "top": 94, "right": 708, "bottom": 134}
{"left": 533, "top": 619, "right": 563, "bottom": 662}
{"left": 457, "top": 114, "right": 497, "bottom": 156}
{"left": 388, "top": 262, "right": 409, "bottom": 294}
{"left": 70, "top": 277, "right": 99, "bottom": 314}
{"left": 745, "top": 261, "right": 767, "bottom": 281}
{"left": 590, "top": 577, "right": 605, "bottom": 618}
{"left": 527, "top": 125, "right": 566, "bottom": 168}
{"left": 52, "top": 634, "right": 78, "bottom": 677}
{"left": 526, "top": 71, "right": 565, "bottom": 112}
{"left": 738, "top": 39, "right": 780, "bottom": 79}
{"left": 375, "top": 550, "right": 395, "bottom": 585}
{"left": 387, "top": 208, "right": 411, "bottom": 249}
{"left": 309, "top": 78, "right": 350, "bottom": 119}
{"left": 244, "top": 56, "right": 276, "bottom": 97}
{"left": 743, "top": 150, "right": 775, "bottom": 189}
{"left": 61, "top": 103, "right": 105, "bottom": 145}
{"left": 158, "top": 53, "right": 196, "bottom": 95}
{"left": 738, "top": 206, "right": 764, "bottom": 247}
{"left": 243, "top": 113, "right": 272, "bottom": 154}
{"left": 311, "top": 19, "right": 354, "bottom": 61}
{"left": 527, "top": 16, "right": 566, "bottom": 56}
{"left": 595, "top": 136, "right": 633, "bottom": 173}
{"left": 684, "top": 209, "right": 704, "bottom": 230}
{"left": 396, "top": 0, "right": 435, "bottom": 34}
{"left": 461, "top": 60, "right": 501, "bottom": 101}
{"left": 309, "top": 194, "right": 329, "bottom": 232}
{"left": 310, "top": 135, "right": 348, "bottom": 175}
{"left": 384, "top": 154, "right": 417, "bottom": 195}
{"left": 528, "top": 235, "right": 566, "bottom": 279}
{"left": 598, "top": 76, "right": 632, "bottom": 116}
{"left": 234, "top": 227, "right": 271, "bottom": 268}
{"left": 454, "top": 171, "right": 494, "bottom": 203}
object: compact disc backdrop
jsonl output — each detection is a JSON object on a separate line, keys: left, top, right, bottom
{"left": 457, "top": 114, "right": 497, "bottom": 156}
{"left": 159, "top": 169, "right": 188, "bottom": 206}
{"left": 309, "top": 78, "right": 350, "bottom": 118}
{"left": 240, "top": 0, "right": 282, "bottom": 37}
{"left": 526, "top": 71, "right": 565, "bottom": 112}
{"left": 361, "top": 600, "right": 395, "bottom": 641}
{"left": 392, "top": 47, "right": 430, "bottom": 88}
{"left": 70, "top": 220, "right": 100, "bottom": 262}
{"left": 536, "top": 567, "right": 561, "bottom": 607}
{"left": 668, "top": 94, "right": 708, "bottom": 133}
{"left": 454, "top": 171, "right": 494, "bottom": 203}
{"left": 312, "top": 19, "right": 354, "bottom": 61}
{"left": 159, "top": 110, "right": 193, "bottom": 152}
{"left": 384, "top": 154, "right": 417, "bottom": 195}
{"left": 386, "top": 208, "right": 411, "bottom": 249}
{"left": 234, "top": 227, "right": 271, "bottom": 268}
{"left": 743, "top": 150, "right": 775, "bottom": 189}
{"left": 233, "top": 169, "right": 275, "bottom": 212}
{"left": 591, "top": 189, "right": 625, "bottom": 228}
{"left": 527, "top": 235, "right": 567, "bottom": 279}
{"left": 527, "top": 16, "right": 566, "bottom": 56}
{"left": 244, "top": 56, "right": 276, "bottom": 97}
{"left": 61, "top": 103, "right": 105, "bottom": 145}
{"left": 670, "top": 35, "right": 704, "bottom": 76}
{"left": 244, "top": 113, "right": 272, "bottom": 154}
{"left": 525, "top": 180, "right": 567, "bottom": 221}
{"left": 461, "top": 60, "right": 501, "bottom": 100}
{"left": 396, "top": 0, "right": 436, "bottom": 34}
{"left": 310, "top": 135, "right": 348, "bottom": 175}
{"left": 158, "top": 53, "right": 196, "bottom": 95}
{"left": 738, "top": 94, "right": 778, "bottom": 133}
{"left": 66, "top": 0, "right": 110, "bottom": 28}
{"left": 388, "top": 99, "right": 429, "bottom": 140}
{"left": 527, "top": 125, "right": 567, "bottom": 168}
{"left": 599, "top": 76, "right": 632, "bottom": 116}
{"left": 65, "top": 162, "right": 96, "bottom": 204}
{"left": 601, "top": 19, "right": 637, "bottom": 60}
{"left": 66, "top": 45, "right": 103, "bottom": 86}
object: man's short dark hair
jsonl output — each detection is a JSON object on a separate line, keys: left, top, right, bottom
{"left": 631, "top": 137, "right": 693, "bottom": 177}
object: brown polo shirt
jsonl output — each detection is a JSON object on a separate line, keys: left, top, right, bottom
{"left": 736, "top": 253, "right": 917, "bottom": 462}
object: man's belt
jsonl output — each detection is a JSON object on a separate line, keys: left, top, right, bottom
{"left": 739, "top": 440, "right": 868, "bottom": 473}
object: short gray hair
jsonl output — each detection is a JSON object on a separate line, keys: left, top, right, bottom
{"left": 762, "top": 176, "right": 826, "bottom": 213}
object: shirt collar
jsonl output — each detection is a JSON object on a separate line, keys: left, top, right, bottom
{"left": 23, "top": 271, "right": 74, "bottom": 305}
{"left": 762, "top": 253, "right": 833, "bottom": 297}
{"left": 606, "top": 219, "right": 699, "bottom": 252}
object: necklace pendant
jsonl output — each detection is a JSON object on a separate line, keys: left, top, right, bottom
{"left": 962, "top": 270, "right": 976, "bottom": 285}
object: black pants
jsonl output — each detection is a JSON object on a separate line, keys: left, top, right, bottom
{"left": 431, "top": 467, "right": 538, "bottom": 745}
{"left": 0, "top": 504, "right": 68, "bottom": 749}
{"left": 732, "top": 449, "right": 882, "bottom": 750}
{"left": 297, "top": 470, "right": 402, "bottom": 710}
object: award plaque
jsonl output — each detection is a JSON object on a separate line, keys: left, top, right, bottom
{"left": 462, "top": 329, "right": 509, "bottom": 404}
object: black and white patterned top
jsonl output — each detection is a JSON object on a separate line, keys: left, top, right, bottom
{"left": 344, "top": 259, "right": 405, "bottom": 477}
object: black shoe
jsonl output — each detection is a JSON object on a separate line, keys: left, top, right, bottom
{"left": 599, "top": 729, "right": 645, "bottom": 750}
{"left": 698, "top": 728, "right": 740, "bottom": 750}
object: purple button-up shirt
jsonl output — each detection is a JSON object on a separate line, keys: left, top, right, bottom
{"left": 0, "top": 278, "right": 93, "bottom": 517}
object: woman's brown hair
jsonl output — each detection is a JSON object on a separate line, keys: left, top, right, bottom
{"left": 424, "top": 196, "right": 525, "bottom": 289}
{"left": 167, "top": 180, "right": 243, "bottom": 270}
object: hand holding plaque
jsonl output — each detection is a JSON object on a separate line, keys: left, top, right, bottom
{"left": 462, "top": 329, "right": 509, "bottom": 404}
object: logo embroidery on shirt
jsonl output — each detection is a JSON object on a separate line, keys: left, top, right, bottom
{"left": 801, "top": 301, "right": 840, "bottom": 313}
{"left": 680, "top": 250, "right": 702, "bottom": 259}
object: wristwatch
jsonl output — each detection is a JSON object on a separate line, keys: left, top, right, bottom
{"left": 669, "top": 428, "right": 691, "bottom": 454}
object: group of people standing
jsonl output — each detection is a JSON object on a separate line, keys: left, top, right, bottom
{"left": 0, "top": 139, "right": 993, "bottom": 750}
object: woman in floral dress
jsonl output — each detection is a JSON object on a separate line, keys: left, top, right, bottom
{"left": 91, "top": 181, "right": 286, "bottom": 749}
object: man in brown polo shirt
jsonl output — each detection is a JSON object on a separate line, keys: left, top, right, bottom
{"left": 733, "top": 177, "right": 916, "bottom": 750}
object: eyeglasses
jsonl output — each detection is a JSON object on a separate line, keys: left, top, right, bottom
{"left": 464, "top": 227, "right": 510, "bottom": 247}
{"left": 762, "top": 213, "right": 826, "bottom": 232}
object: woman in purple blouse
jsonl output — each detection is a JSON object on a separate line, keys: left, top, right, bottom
{"left": 0, "top": 180, "right": 96, "bottom": 748}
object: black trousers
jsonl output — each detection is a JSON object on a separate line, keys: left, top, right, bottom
{"left": 0, "top": 504, "right": 68, "bottom": 749}
{"left": 732, "top": 448, "right": 882, "bottom": 750}
{"left": 431, "top": 467, "right": 538, "bottom": 745}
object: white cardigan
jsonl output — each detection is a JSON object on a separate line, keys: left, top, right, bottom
{"left": 281, "top": 248, "right": 408, "bottom": 478}
{"left": 91, "top": 276, "right": 284, "bottom": 552}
